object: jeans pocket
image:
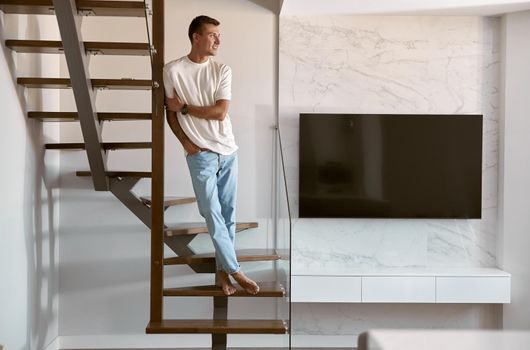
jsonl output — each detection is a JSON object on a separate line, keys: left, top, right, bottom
{"left": 187, "top": 150, "right": 203, "bottom": 157}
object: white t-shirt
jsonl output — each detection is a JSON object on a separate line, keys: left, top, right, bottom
{"left": 163, "top": 56, "right": 238, "bottom": 155}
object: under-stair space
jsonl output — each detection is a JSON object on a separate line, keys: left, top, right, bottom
{"left": 1, "top": 0, "right": 290, "bottom": 348}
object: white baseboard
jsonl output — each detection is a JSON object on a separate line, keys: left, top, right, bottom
{"left": 59, "top": 335, "right": 210, "bottom": 349}
{"left": 291, "top": 335, "right": 358, "bottom": 348}
{"left": 58, "top": 334, "right": 357, "bottom": 349}
{"left": 228, "top": 335, "right": 290, "bottom": 348}
{"left": 59, "top": 334, "right": 289, "bottom": 349}
{"left": 43, "top": 337, "right": 60, "bottom": 350}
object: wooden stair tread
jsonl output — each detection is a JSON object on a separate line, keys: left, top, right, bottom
{"left": 76, "top": 170, "right": 151, "bottom": 178}
{"left": 140, "top": 196, "right": 196, "bottom": 207}
{"left": 46, "top": 142, "right": 151, "bottom": 150}
{"left": 164, "top": 282, "right": 285, "bottom": 297}
{"left": 28, "top": 111, "right": 151, "bottom": 121}
{"left": 18, "top": 77, "right": 152, "bottom": 90}
{"left": 145, "top": 319, "right": 287, "bottom": 334}
{"left": 164, "top": 249, "right": 282, "bottom": 265}
{"left": 164, "top": 222, "right": 258, "bottom": 237}
{"left": 0, "top": 0, "right": 146, "bottom": 17}
{"left": 5, "top": 39, "right": 149, "bottom": 55}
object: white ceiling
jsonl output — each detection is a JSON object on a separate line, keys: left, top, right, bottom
{"left": 280, "top": 0, "right": 530, "bottom": 16}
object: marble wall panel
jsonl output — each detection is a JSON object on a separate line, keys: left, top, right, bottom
{"left": 279, "top": 16, "right": 501, "bottom": 272}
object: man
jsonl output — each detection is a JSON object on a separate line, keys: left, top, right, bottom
{"left": 163, "top": 15, "right": 259, "bottom": 296}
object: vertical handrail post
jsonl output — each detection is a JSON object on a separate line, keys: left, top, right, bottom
{"left": 150, "top": 0, "right": 165, "bottom": 323}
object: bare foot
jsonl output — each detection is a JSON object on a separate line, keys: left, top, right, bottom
{"left": 231, "top": 271, "right": 260, "bottom": 295}
{"left": 216, "top": 270, "right": 236, "bottom": 296}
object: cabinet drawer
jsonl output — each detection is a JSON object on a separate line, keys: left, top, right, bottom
{"left": 292, "top": 275, "right": 362, "bottom": 302}
{"left": 436, "top": 277, "right": 511, "bottom": 303}
{"left": 362, "top": 276, "right": 435, "bottom": 303}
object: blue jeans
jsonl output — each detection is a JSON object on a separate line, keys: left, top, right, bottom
{"left": 186, "top": 150, "right": 240, "bottom": 274}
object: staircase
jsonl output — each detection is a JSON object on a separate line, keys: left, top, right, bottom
{"left": 1, "top": 0, "right": 289, "bottom": 348}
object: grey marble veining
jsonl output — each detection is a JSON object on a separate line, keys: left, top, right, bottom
{"left": 279, "top": 15, "right": 500, "bottom": 273}
{"left": 292, "top": 303, "right": 501, "bottom": 335}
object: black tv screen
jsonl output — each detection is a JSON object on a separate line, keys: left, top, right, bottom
{"left": 299, "top": 114, "right": 482, "bottom": 218}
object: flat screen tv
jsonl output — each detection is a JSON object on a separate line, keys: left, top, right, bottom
{"left": 299, "top": 114, "right": 482, "bottom": 218}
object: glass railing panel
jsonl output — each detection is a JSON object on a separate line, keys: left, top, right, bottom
{"left": 275, "top": 126, "right": 292, "bottom": 348}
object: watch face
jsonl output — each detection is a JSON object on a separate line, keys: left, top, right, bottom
{"left": 181, "top": 105, "right": 188, "bottom": 115}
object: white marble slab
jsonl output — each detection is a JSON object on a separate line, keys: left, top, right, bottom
{"left": 280, "top": 15, "right": 501, "bottom": 272}
{"left": 291, "top": 303, "right": 501, "bottom": 335}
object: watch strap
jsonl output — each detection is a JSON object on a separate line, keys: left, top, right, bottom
{"left": 181, "top": 104, "right": 189, "bottom": 115}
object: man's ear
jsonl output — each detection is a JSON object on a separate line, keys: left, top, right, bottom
{"left": 192, "top": 32, "right": 200, "bottom": 44}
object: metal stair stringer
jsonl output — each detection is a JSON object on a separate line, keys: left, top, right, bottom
{"left": 164, "top": 235, "right": 216, "bottom": 274}
{"left": 53, "top": 0, "right": 109, "bottom": 190}
{"left": 109, "top": 178, "right": 212, "bottom": 274}
{"left": 109, "top": 177, "right": 152, "bottom": 229}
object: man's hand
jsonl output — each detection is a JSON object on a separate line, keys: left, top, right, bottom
{"left": 165, "top": 89, "right": 184, "bottom": 112}
{"left": 183, "top": 139, "right": 201, "bottom": 155}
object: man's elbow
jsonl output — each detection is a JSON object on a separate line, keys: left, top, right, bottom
{"left": 214, "top": 101, "right": 229, "bottom": 121}
{"left": 216, "top": 110, "right": 228, "bottom": 121}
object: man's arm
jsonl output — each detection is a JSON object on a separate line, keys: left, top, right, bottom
{"left": 186, "top": 100, "right": 229, "bottom": 121}
{"left": 166, "top": 110, "right": 201, "bottom": 154}
{"left": 166, "top": 90, "right": 229, "bottom": 121}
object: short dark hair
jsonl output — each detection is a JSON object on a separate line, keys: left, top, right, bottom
{"left": 188, "top": 15, "right": 220, "bottom": 43}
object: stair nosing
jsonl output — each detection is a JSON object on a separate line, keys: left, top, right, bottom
{"left": 164, "top": 222, "right": 258, "bottom": 237}
{"left": 28, "top": 111, "right": 152, "bottom": 121}
{"left": 0, "top": 1, "right": 146, "bottom": 17}
{"left": 164, "top": 249, "right": 282, "bottom": 266}
{"left": 17, "top": 77, "right": 152, "bottom": 90}
{"left": 163, "top": 282, "right": 285, "bottom": 297}
{"left": 45, "top": 142, "right": 152, "bottom": 150}
{"left": 145, "top": 319, "right": 287, "bottom": 334}
{"left": 76, "top": 170, "right": 152, "bottom": 178}
{"left": 140, "top": 196, "right": 196, "bottom": 207}
{"left": 6, "top": 39, "right": 149, "bottom": 55}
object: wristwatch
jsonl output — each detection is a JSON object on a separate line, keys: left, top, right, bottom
{"left": 180, "top": 104, "right": 189, "bottom": 115}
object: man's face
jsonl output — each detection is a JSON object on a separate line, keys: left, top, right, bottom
{"left": 194, "top": 23, "right": 221, "bottom": 56}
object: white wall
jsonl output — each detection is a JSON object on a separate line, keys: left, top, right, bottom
{"left": 58, "top": 0, "right": 281, "bottom": 347}
{"left": 499, "top": 10, "right": 530, "bottom": 330}
{"left": 279, "top": 15, "right": 502, "bottom": 342}
{"left": 0, "top": 12, "right": 60, "bottom": 350}
{"left": 8, "top": 4, "right": 527, "bottom": 349}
